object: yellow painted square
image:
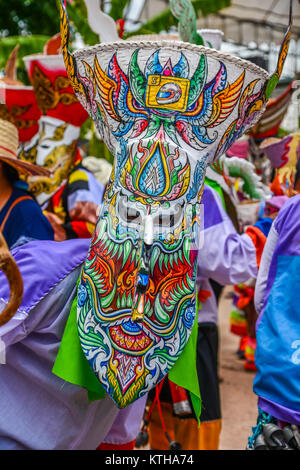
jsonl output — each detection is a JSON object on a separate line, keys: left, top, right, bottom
{"left": 145, "top": 75, "right": 190, "bottom": 112}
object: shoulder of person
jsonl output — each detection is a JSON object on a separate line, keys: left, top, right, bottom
{"left": 274, "top": 194, "right": 300, "bottom": 234}
{"left": 11, "top": 193, "right": 44, "bottom": 221}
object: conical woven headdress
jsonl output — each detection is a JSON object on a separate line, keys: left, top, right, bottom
{"left": 60, "top": 0, "right": 292, "bottom": 408}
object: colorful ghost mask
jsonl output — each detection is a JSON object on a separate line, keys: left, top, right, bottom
{"left": 60, "top": 0, "right": 291, "bottom": 407}
{"left": 19, "top": 53, "right": 88, "bottom": 205}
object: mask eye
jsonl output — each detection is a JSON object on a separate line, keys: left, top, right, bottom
{"left": 118, "top": 196, "right": 142, "bottom": 226}
{"left": 154, "top": 203, "right": 184, "bottom": 229}
{"left": 158, "top": 213, "right": 173, "bottom": 227}
{"left": 126, "top": 207, "right": 140, "bottom": 222}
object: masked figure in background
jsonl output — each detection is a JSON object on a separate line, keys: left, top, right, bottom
{"left": 19, "top": 36, "right": 105, "bottom": 240}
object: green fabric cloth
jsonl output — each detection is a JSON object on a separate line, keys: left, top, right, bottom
{"left": 53, "top": 286, "right": 201, "bottom": 420}
{"left": 52, "top": 292, "right": 106, "bottom": 401}
{"left": 205, "top": 176, "right": 226, "bottom": 210}
{"left": 168, "top": 300, "right": 201, "bottom": 424}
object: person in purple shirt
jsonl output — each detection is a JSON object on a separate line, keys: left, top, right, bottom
{"left": 0, "top": 237, "right": 146, "bottom": 450}
{"left": 248, "top": 194, "right": 300, "bottom": 450}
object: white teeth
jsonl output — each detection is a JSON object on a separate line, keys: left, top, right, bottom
{"left": 112, "top": 244, "right": 119, "bottom": 258}
{"left": 186, "top": 276, "right": 194, "bottom": 290}
{"left": 131, "top": 248, "right": 136, "bottom": 265}
{"left": 169, "top": 254, "right": 174, "bottom": 270}
{"left": 121, "top": 292, "right": 127, "bottom": 308}
{"left": 94, "top": 274, "right": 104, "bottom": 286}
{"left": 183, "top": 238, "right": 192, "bottom": 266}
{"left": 93, "top": 271, "right": 106, "bottom": 294}
{"left": 155, "top": 298, "right": 170, "bottom": 324}
{"left": 103, "top": 239, "right": 110, "bottom": 252}
{"left": 164, "top": 303, "right": 174, "bottom": 312}
{"left": 107, "top": 241, "right": 114, "bottom": 257}
{"left": 178, "top": 249, "right": 183, "bottom": 264}
{"left": 174, "top": 252, "right": 179, "bottom": 266}
{"left": 86, "top": 254, "right": 96, "bottom": 269}
{"left": 127, "top": 292, "right": 132, "bottom": 307}
{"left": 145, "top": 299, "right": 151, "bottom": 317}
{"left": 101, "top": 284, "right": 116, "bottom": 309}
{"left": 122, "top": 240, "right": 131, "bottom": 268}
{"left": 159, "top": 253, "right": 164, "bottom": 272}
{"left": 170, "top": 289, "right": 180, "bottom": 303}
{"left": 150, "top": 246, "right": 160, "bottom": 275}
{"left": 113, "top": 292, "right": 132, "bottom": 310}
{"left": 118, "top": 245, "right": 123, "bottom": 260}
{"left": 164, "top": 255, "right": 169, "bottom": 269}
{"left": 177, "top": 283, "right": 186, "bottom": 296}
{"left": 94, "top": 271, "right": 103, "bottom": 280}
{"left": 98, "top": 233, "right": 108, "bottom": 249}
{"left": 95, "top": 219, "right": 106, "bottom": 243}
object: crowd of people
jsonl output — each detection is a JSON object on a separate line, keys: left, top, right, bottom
{"left": 0, "top": 0, "right": 299, "bottom": 451}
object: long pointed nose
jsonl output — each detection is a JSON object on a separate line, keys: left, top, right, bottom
{"left": 132, "top": 215, "right": 153, "bottom": 322}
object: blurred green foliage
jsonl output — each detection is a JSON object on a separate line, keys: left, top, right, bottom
{"left": 0, "top": 0, "right": 61, "bottom": 36}
{"left": 79, "top": 119, "right": 114, "bottom": 163}
{"left": 0, "top": 35, "right": 49, "bottom": 84}
{"left": 109, "top": 0, "right": 130, "bottom": 21}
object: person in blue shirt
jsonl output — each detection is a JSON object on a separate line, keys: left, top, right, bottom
{"left": 0, "top": 119, "right": 54, "bottom": 248}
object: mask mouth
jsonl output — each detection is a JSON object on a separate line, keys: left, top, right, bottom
{"left": 100, "top": 284, "right": 194, "bottom": 356}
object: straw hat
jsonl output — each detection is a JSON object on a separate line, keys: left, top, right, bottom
{"left": 0, "top": 118, "right": 50, "bottom": 176}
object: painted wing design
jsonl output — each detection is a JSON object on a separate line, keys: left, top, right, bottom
{"left": 207, "top": 71, "right": 245, "bottom": 127}
{"left": 175, "top": 63, "right": 245, "bottom": 149}
{"left": 94, "top": 55, "right": 120, "bottom": 122}
{"left": 94, "top": 53, "right": 149, "bottom": 138}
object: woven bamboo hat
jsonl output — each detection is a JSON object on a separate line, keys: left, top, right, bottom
{"left": 0, "top": 118, "right": 50, "bottom": 176}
